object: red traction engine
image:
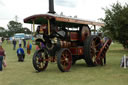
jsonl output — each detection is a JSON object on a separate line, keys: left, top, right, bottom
{"left": 23, "top": 0, "right": 112, "bottom": 72}
{"left": 24, "top": 14, "right": 111, "bottom": 72}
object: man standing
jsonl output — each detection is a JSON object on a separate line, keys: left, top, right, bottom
{"left": 12, "top": 39, "right": 17, "bottom": 50}
{"left": 1, "top": 37, "right": 4, "bottom": 43}
{"left": 19, "top": 39, "right": 22, "bottom": 47}
{"left": 23, "top": 39, "right": 26, "bottom": 48}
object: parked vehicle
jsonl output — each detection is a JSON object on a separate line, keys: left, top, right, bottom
{"left": 14, "top": 33, "right": 25, "bottom": 40}
{"left": 14, "top": 33, "right": 32, "bottom": 40}
{"left": 24, "top": 0, "right": 112, "bottom": 72}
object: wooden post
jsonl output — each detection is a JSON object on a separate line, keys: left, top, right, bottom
{"left": 124, "top": 54, "right": 126, "bottom": 69}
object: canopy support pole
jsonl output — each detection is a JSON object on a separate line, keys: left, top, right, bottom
{"left": 94, "top": 25, "right": 96, "bottom": 35}
{"left": 32, "top": 20, "right": 35, "bottom": 33}
{"left": 48, "top": 19, "right": 51, "bottom": 35}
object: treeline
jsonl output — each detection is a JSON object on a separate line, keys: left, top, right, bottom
{"left": 0, "top": 21, "right": 31, "bottom": 37}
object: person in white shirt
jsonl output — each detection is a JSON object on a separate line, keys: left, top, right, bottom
{"left": 19, "top": 39, "right": 22, "bottom": 47}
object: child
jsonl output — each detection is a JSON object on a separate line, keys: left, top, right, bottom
{"left": 17, "top": 45, "right": 25, "bottom": 62}
{"left": 27, "top": 41, "right": 32, "bottom": 55}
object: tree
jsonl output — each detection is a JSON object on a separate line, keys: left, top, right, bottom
{"left": 23, "top": 27, "right": 32, "bottom": 34}
{"left": 0, "top": 27, "right": 5, "bottom": 30}
{"left": 0, "top": 27, "right": 4, "bottom": 37}
{"left": 7, "top": 21, "right": 23, "bottom": 36}
{"left": 100, "top": 2, "right": 128, "bottom": 48}
{"left": 7, "top": 21, "right": 31, "bottom": 36}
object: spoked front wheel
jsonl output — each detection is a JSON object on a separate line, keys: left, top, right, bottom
{"left": 57, "top": 48, "right": 72, "bottom": 72}
{"left": 33, "top": 48, "right": 48, "bottom": 72}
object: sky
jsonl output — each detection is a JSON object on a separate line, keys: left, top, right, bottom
{"left": 0, "top": 0, "right": 128, "bottom": 29}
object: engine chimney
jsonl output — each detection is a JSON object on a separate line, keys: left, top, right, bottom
{"left": 48, "top": 0, "right": 56, "bottom": 14}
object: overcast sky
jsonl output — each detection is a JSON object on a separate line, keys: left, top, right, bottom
{"left": 0, "top": 0, "right": 127, "bottom": 29}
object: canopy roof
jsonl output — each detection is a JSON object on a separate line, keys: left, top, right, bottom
{"left": 24, "top": 13, "right": 104, "bottom": 26}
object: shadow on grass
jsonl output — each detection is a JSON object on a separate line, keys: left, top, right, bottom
{"left": 31, "top": 61, "right": 106, "bottom": 73}
{"left": 72, "top": 63, "right": 87, "bottom": 67}
{"left": 71, "top": 62, "right": 98, "bottom": 70}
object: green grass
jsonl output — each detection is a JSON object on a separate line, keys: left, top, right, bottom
{"left": 0, "top": 41, "right": 128, "bottom": 85}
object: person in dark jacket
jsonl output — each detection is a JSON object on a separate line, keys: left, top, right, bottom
{"left": 1, "top": 37, "right": 4, "bottom": 43}
{"left": 12, "top": 39, "right": 17, "bottom": 50}
{"left": 23, "top": 39, "right": 26, "bottom": 48}
{"left": 17, "top": 45, "right": 25, "bottom": 62}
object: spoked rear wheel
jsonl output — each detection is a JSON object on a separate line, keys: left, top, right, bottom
{"left": 57, "top": 48, "right": 72, "bottom": 72}
{"left": 33, "top": 48, "right": 48, "bottom": 72}
{"left": 84, "top": 35, "right": 101, "bottom": 66}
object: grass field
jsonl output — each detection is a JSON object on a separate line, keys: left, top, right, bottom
{"left": 0, "top": 40, "right": 128, "bottom": 85}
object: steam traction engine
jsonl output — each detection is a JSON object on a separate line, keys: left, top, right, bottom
{"left": 24, "top": 0, "right": 112, "bottom": 72}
